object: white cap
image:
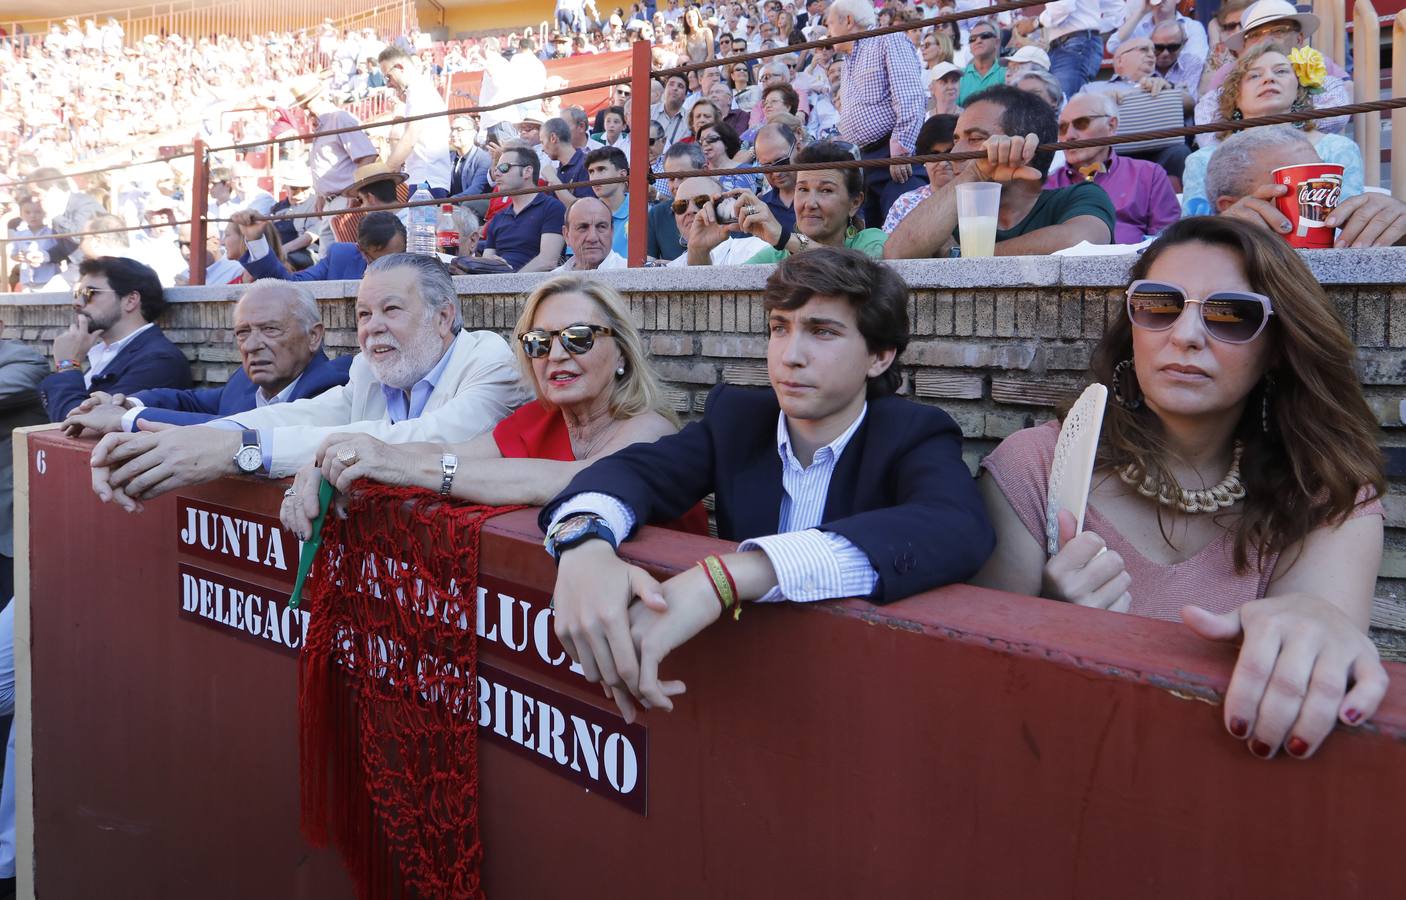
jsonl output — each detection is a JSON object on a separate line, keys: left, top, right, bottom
{"left": 1230, "top": 0, "right": 1320, "bottom": 49}
{"left": 1007, "top": 45, "right": 1051, "bottom": 70}
{"left": 923, "top": 61, "right": 962, "bottom": 89}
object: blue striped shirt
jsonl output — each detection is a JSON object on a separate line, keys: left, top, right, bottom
{"left": 550, "top": 406, "right": 880, "bottom": 603}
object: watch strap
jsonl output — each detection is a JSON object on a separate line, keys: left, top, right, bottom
{"left": 439, "top": 453, "right": 458, "bottom": 496}
{"left": 772, "top": 223, "right": 792, "bottom": 252}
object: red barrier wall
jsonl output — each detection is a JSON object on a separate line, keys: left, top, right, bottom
{"left": 18, "top": 430, "right": 1406, "bottom": 899}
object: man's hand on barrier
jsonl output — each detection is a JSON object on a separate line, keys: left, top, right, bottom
{"left": 1218, "top": 184, "right": 1292, "bottom": 235}
{"left": 553, "top": 540, "right": 668, "bottom": 722}
{"left": 974, "top": 133, "right": 1042, "bottom": 185}
{"left": 1182, "top": 594, "right": 1389, "bottom": 760}
{"left": 1040, "top": 509, "right": 1133, "bottom": 613}
{"left": 95, "top": 422, "right": 242, "bottom": 504}
{"left": 1325, "top": 192, "right": 1406, "bottom": 249}
{"left": 315, "top": 432, "right": 420, "bottom": 493}
{"left": 63, "top": 397, "right": 130, "bottom": 438}
{"left": 281, "top": 463, "right": 324, "bottom": 541}
{"left": 630, "top": 564, "right": 721, "bottom": 711}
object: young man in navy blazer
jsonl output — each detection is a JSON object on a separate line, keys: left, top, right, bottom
{"left": 41, "top": 256, "right": 192, "bottom": 422}
{"left": 541, "top": 247, "right": 995, "bottom": 719}
{"left": 61, "top": 280, "right": 353, "bottom": 434}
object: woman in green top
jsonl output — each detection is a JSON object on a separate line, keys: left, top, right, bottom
{"left": 683, "top": 140, "right": 889, "bottom": 265}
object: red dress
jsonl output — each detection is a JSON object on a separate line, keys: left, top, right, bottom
{"left": 493, "top": 402, "right": 710, "bottom": 536}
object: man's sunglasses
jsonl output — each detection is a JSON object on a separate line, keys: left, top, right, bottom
{"left": 969, "top": 31, "right": 997, "bottom": 41}
{"left": 1125, "top": 280, "right": 1275, "bottom": 343}
{"left": 495, "top": 161, "right": 527, "bottom": 174}
{"left": 518, "top": 323, "right": 615, "bottom": 358}
{"left": 73, "top": 286, "right": 116, "bottom": 304}
{"left": 1058, "top": 113, "right": 1110, "bottom": 135}
{"left": 671, "top": 194, "right": 714, "bottom": 215}
{"left": 1153, "top": 42, "right": 1183, "bottom": 52}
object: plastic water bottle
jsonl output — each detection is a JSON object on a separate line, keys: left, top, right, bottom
{"left": 436, "top": 204, "right": 459, "bottom": 256}
{"left": 408, "top": 182, "right": 437, "bottom": 255}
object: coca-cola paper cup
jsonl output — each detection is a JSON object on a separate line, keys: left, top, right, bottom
{"left": 1272, "top": 163, "right": 1344, "bottom": 249}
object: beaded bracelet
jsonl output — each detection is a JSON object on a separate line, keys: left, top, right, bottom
{"left": 698, "top": 554, "right": 742, "bottom": 621}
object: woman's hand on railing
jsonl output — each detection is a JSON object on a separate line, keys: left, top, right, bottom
{"left": 1040, "top": 509, "right": 1133, "bottom": 613}
{"left": 1182, "top": 594, "right": 1390, "bottom": 760}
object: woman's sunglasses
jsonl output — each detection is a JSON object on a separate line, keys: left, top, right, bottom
{"left": 1125, "top": 280, "right": 1275, "bottom": 344}
{"left": 518, "top": 323, "right": 615, "bottom": 358}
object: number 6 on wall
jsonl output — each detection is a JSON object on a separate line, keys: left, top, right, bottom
{"left": 35, "top": 449, "right": 46, "bottom": 475}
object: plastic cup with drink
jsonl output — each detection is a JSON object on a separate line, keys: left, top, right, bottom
{"left": 956, "top": 182, "right": 1001, "bottom": 258}
{"left": 1271, "top": 163, "right": 1343, "bottom": 250}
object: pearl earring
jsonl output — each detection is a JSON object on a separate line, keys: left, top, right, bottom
{"left": 616, "top": 365, "right": 625, "bottom": 376}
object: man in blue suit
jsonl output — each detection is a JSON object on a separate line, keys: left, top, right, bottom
{"left": 541, "top": 248, "right": 996, "bottom": 720}
{"left": 62, "top": 280, "right": 353, "bottom": 435}
{"left": 232, "top": 210, "right": 406, "bottom": 282}
{"left": 41, "top": 256, "right": 192, "bottom": 422}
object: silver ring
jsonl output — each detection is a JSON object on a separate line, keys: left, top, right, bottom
{"left": 336, "top": 447, "right": 359, "bottom": 465}
{"left": 743, "top": 204, "right": 756, "bottom": 215}
{"left": 283, "top": 487, "right": 298, "bottom": 498}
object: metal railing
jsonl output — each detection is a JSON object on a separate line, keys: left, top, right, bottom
{"left": 1396, "top": 11, "right": 1406, "bottom": 199}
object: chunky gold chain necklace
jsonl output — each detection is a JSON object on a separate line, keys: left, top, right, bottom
{"left": 1117, "top": 442, "right": 1247, "bottom": 514}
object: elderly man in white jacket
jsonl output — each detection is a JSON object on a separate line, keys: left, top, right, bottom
{"left": 89, "top": 254, "right": 533, "bottom": 510}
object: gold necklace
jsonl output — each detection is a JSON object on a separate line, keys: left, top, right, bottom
{"left": 1117, "top": 442, "right": 1247, "bottom": 514}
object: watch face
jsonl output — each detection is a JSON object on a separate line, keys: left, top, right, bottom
{"left": 554, "top": 516, "right": 593, "bottom": 544}
{"left": 235, "top": 445, "right": 262, "bottom": 472}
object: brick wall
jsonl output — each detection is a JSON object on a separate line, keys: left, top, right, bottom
{"left": 9, "top": 250, "right": 1406, "bottom": 653}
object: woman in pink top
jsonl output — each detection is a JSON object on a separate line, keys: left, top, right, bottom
{"left": 975, "top": 216, "right": 1387, "bottom": 761}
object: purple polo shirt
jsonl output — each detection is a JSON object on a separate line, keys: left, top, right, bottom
{"left": 1045, "top": 151, "right": 1182, "bottom": 245}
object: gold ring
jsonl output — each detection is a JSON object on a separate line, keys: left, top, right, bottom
{"left": 336, "top": 447, "right": 360, "bottom": 465}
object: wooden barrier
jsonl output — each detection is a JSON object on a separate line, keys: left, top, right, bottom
{"left": 14, "top": 428, "right": 1406, "bottom": 899}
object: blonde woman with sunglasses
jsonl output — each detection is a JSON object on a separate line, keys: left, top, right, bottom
{"left": 289, "top": 275, "right": 706, "bottom": 532}
{"left": 974, "top": 217, "right": 1388, "bottom": 761}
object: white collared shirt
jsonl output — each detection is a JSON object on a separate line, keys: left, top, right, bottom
{"left": 552, "top": 250, "right": 628, "bottom": 272}
{"left": 85, "top": 322, "right": 154, "bottom": 388}
{"left": 551, "top": 405, "right": 881, "bottom": 603}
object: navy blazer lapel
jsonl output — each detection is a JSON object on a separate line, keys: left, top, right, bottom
{"left": 93, "top": 326, "right": 159, "bottom": 384}
{"left": 729, "top": 450, "right": 784, "bottom": 541}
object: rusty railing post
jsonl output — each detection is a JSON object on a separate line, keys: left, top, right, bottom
{"left": 627, "top": 39, "right": 652, "bottom": 267}
{"left": 1394, "top": 13, "right": 1406, "bottom": 200}
{"left": 1354, "top": 0, "right": 1381, "bottom": 187}
{"left": 189, "top": 137, "right": 210, "bottom": 286}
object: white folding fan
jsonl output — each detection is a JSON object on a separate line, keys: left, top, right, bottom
{"left": 1045, "top": 383, "right": 1107, "bottom": 557}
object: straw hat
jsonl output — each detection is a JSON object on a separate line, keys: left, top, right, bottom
{"left": 344, "top": 161, "right": 407, "bottom": 195}
{"left": 289, "top": 73, "right": 325, "bottom": 107}
{"left": 1228, "top": 0, "right": 1320, "bottom": 49}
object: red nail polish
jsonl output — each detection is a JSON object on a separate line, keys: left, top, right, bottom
{"left": 1285, "top": 736, "right": 1309, "bottom": 758}
{"left": 1344, "top": 708, "right": 1362, "bottom": 725}
{"left": 1229, "top": 717, "right": 1249, "bottom": 738}
{"left": 1249, "top": 739, "right": 1273, "bottom": 758}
